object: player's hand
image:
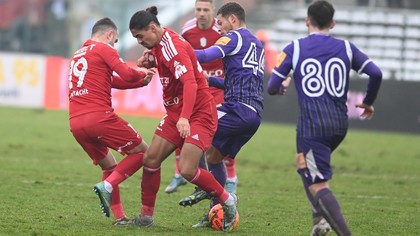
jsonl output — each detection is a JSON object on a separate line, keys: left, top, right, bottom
{"left": 355, "top": 103, "right": 374, "bottom": 120}
{"left": 143, "top": 68, "right": 157, "bottom": 85}
{"left": 136, "top": 67, "right": 156, "bottom": 85}
{"left": 176, "top": 117, "right": 190, "bottom": 138}
{"left": 137, "top": 50, "right": 155, "bottom": 68}
{"left": 279, "top": 76, "right": 292, "bottom": 95}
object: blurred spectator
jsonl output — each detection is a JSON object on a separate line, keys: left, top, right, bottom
{"left": 4, "top": 0, "right": 48, "bottom": 53}
{"left": 0, "top": 0, "right": 25, "bottom": 50}
{"left": 256, "top": 29, "right": 278, "bottom": 75}
{"left": 45, "top": 0, "right": 70, "bottom": 56}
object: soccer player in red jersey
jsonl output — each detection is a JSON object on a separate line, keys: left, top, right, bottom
{"left": 68, "top": 17, "right": 155, "bottom": 225}
{"left": 128, "top": 6, "right": 238, "bottom": 232}
{"left": 165, "top": 0, "right": 239, "bottom": 201}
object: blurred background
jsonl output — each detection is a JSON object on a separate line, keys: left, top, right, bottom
{"left": 0, "top": 0, "right": 419, "bottom": 133}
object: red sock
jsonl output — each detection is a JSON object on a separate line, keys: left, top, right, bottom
{"left": 224, "top": 157, "right": 237, "bottom": 179}
{"left": 102, "top": 166, "right": 125, "bottom": 219}
{"left": 106, "top": 153, "right": 144, "bottom": 187}
{"left": 190, "top": 168, "right": 229, "bottom": 203}
{"left": 141, "top": 164, "right": 161, "bottom": 216}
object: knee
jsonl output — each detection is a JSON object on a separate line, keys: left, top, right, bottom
{"left": 309, "top": 182, "right": 330, "bottom": 196}
{"left": 178, "top": 165, "right": 196, "bottom": 181}
{"left": 143, "top": 152, "right": 160, "bottom": 167}
{"left": 206, "top": 147, "right": 224, "bottom": 164}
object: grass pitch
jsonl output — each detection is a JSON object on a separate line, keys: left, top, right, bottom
{"left": 0, "top": 107, "right": 419, "bottom": 235}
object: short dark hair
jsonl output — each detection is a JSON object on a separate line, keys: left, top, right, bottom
{"left": 129, "top": 6, "right": 160, "bottom": 31}
{"left": 307, "top": 0, "right": 335, "bottom": 29}
{"left": 91, "top": 17, "right": 117, "bottom": 36}
{"left": 217, "top": 2, "right": 245, "bottom": 22}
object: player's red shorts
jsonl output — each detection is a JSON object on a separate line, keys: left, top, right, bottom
{"left": 156, "top": 102, "right": 217, "bottom": 151}
{"left": 69, "top": 111, "right": 143, "bottom": 165}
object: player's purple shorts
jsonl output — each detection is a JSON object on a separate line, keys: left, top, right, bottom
{"left": 212, "top": 101, "right": 261, "bottom": 157}
{"left": 296, "top": 135, "right": 346, "bottom": 184}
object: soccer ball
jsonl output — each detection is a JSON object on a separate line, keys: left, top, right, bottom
{"left": 208, "top": 203, "right": 239, "bottom": 231}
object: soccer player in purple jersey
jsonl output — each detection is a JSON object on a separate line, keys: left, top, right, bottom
{"left": 178, "top": 1, "right": 265, "bottom": 228}
{"left": 268, "top": 1, "right": 382, "bottom": 236}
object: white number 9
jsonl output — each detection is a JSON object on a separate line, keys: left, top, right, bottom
{"left": 68, "top": 57, "right": 88, "bottom": 89}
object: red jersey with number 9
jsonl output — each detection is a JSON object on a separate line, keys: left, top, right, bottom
{"left": 68, "top": 39, "right": 142, "bottom": 118}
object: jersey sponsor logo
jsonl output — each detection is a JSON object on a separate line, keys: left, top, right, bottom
{"left": 163, "top": 97, "right": 179, "bottom": 106}
{"left": 200, "top": 37, "right": 207, "bottom": 47}
{"left": 275, "top": 51, "right": 286, "bottom": 67}
{"left": 204, "top": 69, "right": 224, "bottom": 77}
{"left": 215, "top": 36, "right": 231, "bottom": 46}
{"left": 174, "top": 60, "right": 187, "bottom": 79}
{"left": 160, "top": 77, "right": 169, "bottom": 86}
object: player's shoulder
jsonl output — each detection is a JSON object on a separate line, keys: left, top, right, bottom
{"left": 165, "top": 28, "right": 189, "bottom": 46}
{"left": 181, "top": 18, "right": 197, "bottom": 35}
{"left": 88, "top": 41, "right": 117, "bottom": 54}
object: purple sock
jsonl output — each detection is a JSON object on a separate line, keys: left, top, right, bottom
{"left": 198, "top": 154, "right": 208, "bottom": 170}
{"left": 298, "top": 169, "right": 322, "bottom": 221}
{"left": 208, "top": 162, "right": 226, "bottom": 186}
{"left": 315, "top": 188, "right": 351, "bottom": 236}
{"left": 208, "top": 162, "right": 226, "bottom": 208}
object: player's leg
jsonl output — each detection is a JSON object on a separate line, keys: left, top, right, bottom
{"left": 132, "top": 115, "right": 180, "bottom": 226}
{"left": 92, "top": 113, "right": 148, "bottom": 216}
{"left": 133, "top": 134, "right": 176, "bottom": 226}
{"left": 296, "top": 152, "right": 325, "bottom": 226}
{"left": 100, "top": 140, "right": 148, "bottom": 191}
{"left": 180, "top": 102, "right": 260, "bottom": 207}
{"left": 70, "top": 114, "right": 127, "bottom": 220}
{"left": 298, "top": 136, "right": 351, "bottom": 236}
{"left": 190, "top": 146, "right": 225, "bottom": 228}
{"left": 165, "top": 148, "right": 187, "bottom": 193}
{"left": 96, "top": 151, "right": 130, "bottom": 224}
{"left": 223, "top": 156, "right": 238, "bottom": 194}
{"left": 179, "top": 143, "right": 238, "bottom": 232}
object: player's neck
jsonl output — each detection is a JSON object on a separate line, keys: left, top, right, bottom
{"left": 308, "top": 26, "right": 330, "bottom": 35}
{"left": 233, "top": 22, "right": 246, "bottom": 30}
{"left": 90, "top": 36, "right": 107, "bottom": 45}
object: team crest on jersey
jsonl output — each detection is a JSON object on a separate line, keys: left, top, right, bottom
{"left": 200, "top": 37, "right": 207, "bottom": 47}
{"left": 174, "top": 60, "right": 187, "bottom": 79}
{"left": 216, "top": 36, "right": 231, "bottom": 46}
